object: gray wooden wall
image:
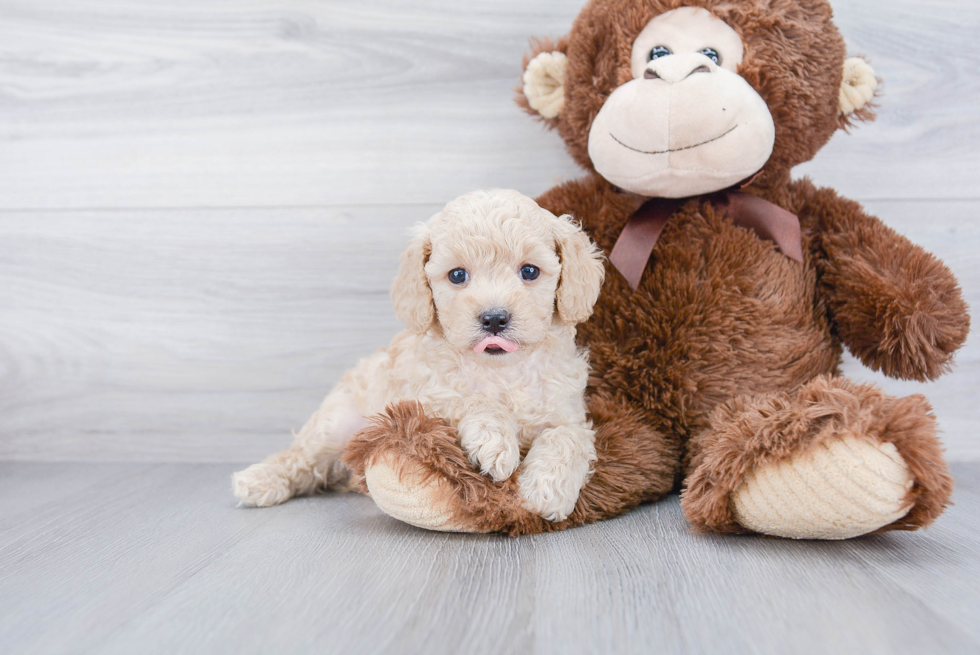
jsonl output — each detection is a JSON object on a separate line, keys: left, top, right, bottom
{"left": 0, "top": 0, "right": 977, "bottom": 463}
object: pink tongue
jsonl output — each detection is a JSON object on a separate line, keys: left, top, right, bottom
{"left": 474, "top": 336, "right": 519, "bottom": 353}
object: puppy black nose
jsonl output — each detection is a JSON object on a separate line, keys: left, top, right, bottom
{"left": 480, "top": 309, "right": 511, "bottom": 335}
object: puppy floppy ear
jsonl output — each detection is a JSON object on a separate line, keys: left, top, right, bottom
{"left": 552, "top": 213, "right": 605, "bottom": 324}
{"left": 516, "top": 37, "right": 569, "bottom": 127}
{"left": 838, "top": 57, "right": 879, "bottom": 130}
{"left": 390, "top": 224, "right": 435, "bottom": 334}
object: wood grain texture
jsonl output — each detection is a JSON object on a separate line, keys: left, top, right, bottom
{"left": 1, "top": 462, "right": 978, "bottom": 655}
{"left": 0, "top": 205, "right": 417, "bottom": 461}
{"left": 1, "top": 200, "right": 976, "bottom": 462}
{"left": 0, "top": 0, "right": 977, "bottom": 463}
{"left": 0, "top": 0, "right": 977, "bottom": 210}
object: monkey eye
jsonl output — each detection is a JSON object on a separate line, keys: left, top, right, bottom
{"left": 448, "top": 268, "right": 469, "bottom": 285}
{"left": 520, "top": 264, "right": 540, "bottom": 281}
{"left": 648, "top": 45, "right": 671, "bottom": 61}
{"left": 699, "top": 47, "right": 721, "bottom": 65}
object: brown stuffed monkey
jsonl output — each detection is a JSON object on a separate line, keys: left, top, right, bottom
{"left": 343, "top": 0, "right": 970, "bottom": 539}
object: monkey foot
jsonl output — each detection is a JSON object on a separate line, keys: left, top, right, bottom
{"left": 682, "top": 376, "right": 953, "bottom": 538}
{"left": 730, "top": 434, "right": 914, "bottom": 539}
{"left": 343, "top": 401, "right": 508, "bottom": 534}
{"left": 363, "top": 453, "right": 472, "bottom": 532}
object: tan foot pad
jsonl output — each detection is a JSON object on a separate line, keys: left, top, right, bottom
{"left": 364, "top": 456, "right": 475, "bottom": 533}
{"left": 731, "top": 435, "right": 915, "bottom": 540}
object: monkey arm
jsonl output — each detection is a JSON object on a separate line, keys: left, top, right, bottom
{"left": 799, "top": 181, "right": 970, "bottom": 381}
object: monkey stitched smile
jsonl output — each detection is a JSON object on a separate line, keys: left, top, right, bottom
{"left": 610, "top": 124, "right": 738, "bottom": 155}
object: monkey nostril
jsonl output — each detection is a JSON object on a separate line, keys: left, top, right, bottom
{"left": 643, "top": 69, "right": 660, "bottom": 80}
{"left": 480, "top": 309, "right": 511, "bottom": 335}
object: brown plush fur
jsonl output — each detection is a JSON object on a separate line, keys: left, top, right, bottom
{"left": 349, "top": 0, "right": 969, "bottom": 536}
{"left": 681, "top": 375, "right": 954, "bottom": 533}
{"left": 344, "top": 397, "right": 681, "bottom": 536}
{"left": 537, "top": 0, "right": 852, "bottom": 189}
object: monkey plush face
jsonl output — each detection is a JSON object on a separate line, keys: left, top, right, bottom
{"left": 588, "top": 7, "right": 775, "bottom": 197}
{"left": 519, "top": 0, "right": 878, "bottom": 199}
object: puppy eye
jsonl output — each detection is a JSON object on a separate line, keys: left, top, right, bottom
{"left": 520, "top": 264, "right": 540, "bottom": 281}
{"left": 648, "top": 45, "right": 671, "bottom": 61}
{"left": 699, "top": 47, "right": 721, "bottom": 65}
{"left": 448, "top": 268, "right": 468, "bottom": 285}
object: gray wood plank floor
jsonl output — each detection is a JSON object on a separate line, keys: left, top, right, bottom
{"left": 1, "top": 462, "right": 978, "bottom": 655}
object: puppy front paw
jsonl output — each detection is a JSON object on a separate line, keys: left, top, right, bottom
{"left": 458, "top": 418, "right": 520, "bottom": 482}
{"left": 518, "top": 428, "right": 594, "bottom": 521}
{"left": 518, "top": 469, "right": 578, "bottom": 522}
{"left": 232, "top": 462, "right": 293, "bottom": 507}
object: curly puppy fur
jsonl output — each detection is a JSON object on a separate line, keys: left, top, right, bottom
{"left": 347, "top": 0, "right": 968, "bottom": 536}
{"left": 233, "top": 189, "right": 606, "bottom": 523}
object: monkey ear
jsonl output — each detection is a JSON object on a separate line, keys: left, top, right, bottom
{"left": 517, "top": 37, "right": 569, "bottom": 126}
{"left": 390, "top": 224, "right": 435, "bottom": 334}
{"left": 552, "top": 213, "right": 605, "bottom": 325}
{"left": 838, "top": 57, "right": 879, "bottom": 128}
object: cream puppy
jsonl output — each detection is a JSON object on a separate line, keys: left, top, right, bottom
{"left": 232, "top": 189, "right": 605, "bottom": 522}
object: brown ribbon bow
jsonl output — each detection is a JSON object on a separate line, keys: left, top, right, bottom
{"left": 608, "top": 192, "right": 804, "bottom": 290}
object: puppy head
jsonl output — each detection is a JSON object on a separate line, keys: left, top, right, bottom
{"left": 390, "top": 189, "right": 604, "bottom": 362}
